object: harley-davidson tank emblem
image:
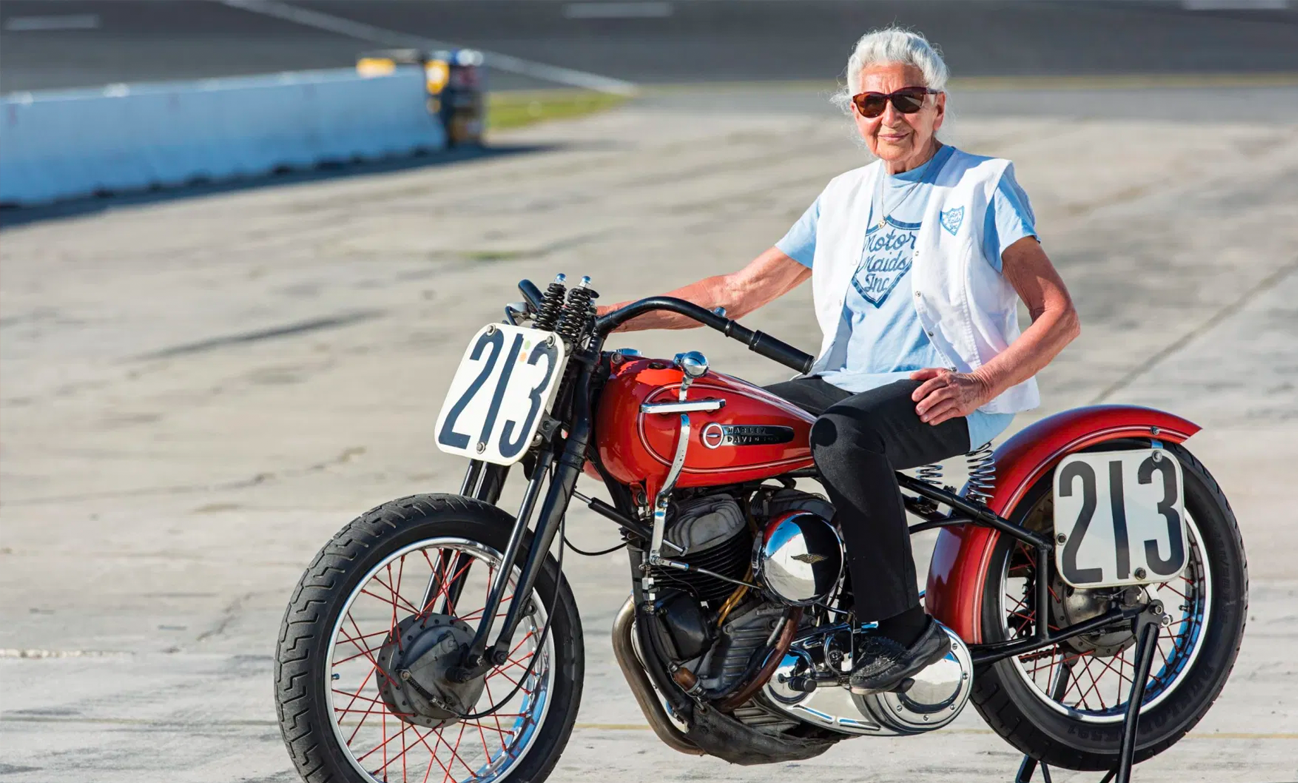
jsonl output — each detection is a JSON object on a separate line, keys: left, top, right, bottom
{"left": 700, "top": 423, "right": 796, "bottom": 449}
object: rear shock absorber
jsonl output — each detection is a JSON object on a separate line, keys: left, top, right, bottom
{"left": 965, "top": 442, "right": 997, "bottom": 504}
{"left": 534, "top": 274, "right": 568, "bottom": 332}
{"left": 556, "top": 276, "right": 598, "bottom": 349}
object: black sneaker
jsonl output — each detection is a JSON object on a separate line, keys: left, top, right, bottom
{"left": 848, "top": 618, "right": 950, "bottom": 695}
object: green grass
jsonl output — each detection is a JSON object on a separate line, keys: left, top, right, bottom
{"left": 487, "top": 90, "right": 630, "bottom": 132}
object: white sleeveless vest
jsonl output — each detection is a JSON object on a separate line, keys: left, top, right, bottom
{"left": 806, "top": 147, "right": 1040, "bottom": 415}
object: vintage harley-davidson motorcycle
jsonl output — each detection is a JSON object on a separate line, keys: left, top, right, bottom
{"left": 275, "top": 275, "right": 1247, "bottom": 783}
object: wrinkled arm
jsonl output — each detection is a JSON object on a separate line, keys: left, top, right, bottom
{"left": 912, "top": 237, "right": 1080, "bottom": 424}
{"left": 973, "top": 237, "right": 1080, "bottom": 396}
{"left": 595, "top": 247, "right": 811, "bottom": 332}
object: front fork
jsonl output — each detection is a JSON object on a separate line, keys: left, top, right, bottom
{"left": 449, "top": 358, "right": 595, "bottom": 681}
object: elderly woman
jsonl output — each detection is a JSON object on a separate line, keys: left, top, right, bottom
{"left": 599, "top": 28, "right": 1079, "bottom": 694}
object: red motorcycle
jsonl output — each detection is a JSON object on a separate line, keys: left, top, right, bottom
{"left": 275, "top": 275, "right": 1247, "bottom": 783}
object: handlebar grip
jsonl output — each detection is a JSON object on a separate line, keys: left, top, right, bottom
{"left": 745, "top": 330, "right": 815, "bottom": 375}
{"left": 518, "top": 280, "right": 545, "bottom": 312}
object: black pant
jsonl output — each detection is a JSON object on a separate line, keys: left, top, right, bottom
{"left": 764, "top": 377, "right": 970, "bottom": 622}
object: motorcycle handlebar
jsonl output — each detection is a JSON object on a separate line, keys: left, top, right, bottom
{"left": 592, "top": 295, "right": 816, "bottom": 375}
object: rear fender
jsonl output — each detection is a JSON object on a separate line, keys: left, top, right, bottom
{"left": 924, "top": 405, "right": 1200, "bottom": 643}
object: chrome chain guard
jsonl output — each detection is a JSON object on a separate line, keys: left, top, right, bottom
{"left": 761, "top": 622, "right": 974, "bottom": 736}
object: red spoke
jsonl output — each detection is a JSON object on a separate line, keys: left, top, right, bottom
{"left": 475, "top": 716, "right": 491, "bottom": 761}
{"left": 359, "top": 587, "right": 420, "bottom": 617}
{"left": 346, "top": 616, "right": 399, "bottom": 690}
{"left": 367, "top": 723, "right": 430, "bottom": 777}
{"left": 1061, "top": 652, "right": 1096, "bottom": 704}
{"left": 335, "top": 642, "right": 389, "bottom": 667}
{"left": 334, "top": 688, "right": 391, "bottom": 709}
{"left": 463, "top": 719, "right": 516, "bottom": 739}
{"left": 355, "top": 714, "right": 410, "bottom": 764}
{"left": 336, "top": 628, "right": 392, "bottom": 647}
{"left": 483, "top": 679, "right": 509, "bottom": 752}
{"left": 335, "top": 705, "right": 416, "bottom": 719}
{"left": 416, "top": 559, "right": 475, "bottom": 619}
{"left": 459, "top": 593, "right": 514, "bottom": 622}
{"left": 450, "top": 721, "right": 471, "bottom": 777}
{"left": 370, "top": 574, "right": 424, "bottom": 616}
{"left": 335, "top": 665, "right": 378, "bottom": 718}
{"left": 347, "top": 687, "right": 388, "bottom": 745}
{"left": 386, "top": 563, "right": 404, "bottom": 655}
{"left": 411, "top": 726, "right": 453, "bottom": 783}
{"left": 1160, "top": 583, "right": 1191, "bottom": 602}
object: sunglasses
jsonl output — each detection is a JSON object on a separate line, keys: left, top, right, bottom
{"left": 851, "top": 86, "right": 941, "bottom": 119}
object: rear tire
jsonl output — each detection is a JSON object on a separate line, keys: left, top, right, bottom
{"left": 275, "top": 494, "right": 584, "bottom": 783}
{"left": 970, "top": 443, "right": 1247, "bottom": 770}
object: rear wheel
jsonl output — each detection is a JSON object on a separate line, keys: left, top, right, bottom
{"left": 275, "top": 494, "right": 583, "bottom": 783}
{"left": 970, "top": 442, "right": 1247, "bottom": 770}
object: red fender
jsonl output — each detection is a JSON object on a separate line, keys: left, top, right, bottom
{"left": 924, "top": 405, "right": 1200, "bottom": 643}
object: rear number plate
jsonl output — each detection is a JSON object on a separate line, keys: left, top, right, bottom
{"left": 1052, "top": 449, "right": 1188, "bottom": 588}
{"left": 435, "top": 324, "right": 567, "bottom": 466}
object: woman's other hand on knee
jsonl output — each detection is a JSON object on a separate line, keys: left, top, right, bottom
{"left": 909, "top": 368, "right": 992, "bottom": 425}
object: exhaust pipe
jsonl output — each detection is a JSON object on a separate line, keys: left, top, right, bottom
{"left": 612, "top": 597, "right": 703, "bottom": 756}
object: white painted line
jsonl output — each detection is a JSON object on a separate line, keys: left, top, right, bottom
{"left": 1182, "top": 0, "right": 1288, "bottom": 8}
{"left": 4, "top": 14, "right": 100, "bottom": 32}
{"left": 563, "top": 2, "right": 674, "bottom": 19}
{"left": 220, "top": 0, "right": 638, "bottom": 96}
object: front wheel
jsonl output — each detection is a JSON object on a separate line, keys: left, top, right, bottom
{"left": 275, "top": 494, "right": 584, "bottom": 783}
{"left": 971, "top": 442, "right": 1247, "bottom": 770}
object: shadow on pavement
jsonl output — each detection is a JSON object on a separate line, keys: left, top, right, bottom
{"left": 0, "top": 142, "right": 555, "bottom": 230}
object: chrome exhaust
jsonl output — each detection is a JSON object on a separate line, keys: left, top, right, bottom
{"left": 611, "top": 597, "right": 703, "bottom": 756}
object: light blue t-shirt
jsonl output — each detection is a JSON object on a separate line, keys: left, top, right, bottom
{"left": 777, "top": 145, "right": 1037, "bottom": 450}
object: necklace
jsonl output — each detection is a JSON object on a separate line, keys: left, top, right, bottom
{"left": 873, "top": 144, "right": 945, "bottom": 231}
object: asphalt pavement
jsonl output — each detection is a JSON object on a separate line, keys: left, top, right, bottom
{"left": 3, "top": 0, "right": 1298, "bottom": 93}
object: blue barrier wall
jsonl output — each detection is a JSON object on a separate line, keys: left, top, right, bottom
{"left": 0, "top": 68, "right": 447, "bottom": 206}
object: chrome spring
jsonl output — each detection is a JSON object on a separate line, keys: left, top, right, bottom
{"left": 965, "top": 442, "right": 997, "bottom": 504}
{"left": 556, "top": 278, "right": 598, "bottom": 347}
{"left": 915, "top": 463, "right": 943, "bottom": 486}
{"left": 534, "top": 275, "right": 567, "bottom": 332}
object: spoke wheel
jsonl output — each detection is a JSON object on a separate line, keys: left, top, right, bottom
{"left": 327, "top": 538, "right": 552, "bottom": 783}
{"left": 969, "top": 442, "right": 1247, "bottom": 771}
{"left": 276, "top": 495, "right": 583, "bottom": 783}
{"left": 998, "top": 513, "right": 1210, "bottom": 722}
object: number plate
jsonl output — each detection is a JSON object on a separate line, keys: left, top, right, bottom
{"left": 435, "top": 324, "right": 567, "bottom": 466}
{"left": 1052, "top": 449, "right": 1188, "bottom": 589}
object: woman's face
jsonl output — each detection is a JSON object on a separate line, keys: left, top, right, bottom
{"left": 852, "top": 62, "right": 946, "bottom": 170}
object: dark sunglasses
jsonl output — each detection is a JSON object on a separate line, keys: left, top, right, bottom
{"left": 851, "top": 86, "right": 941, "bottom": 118}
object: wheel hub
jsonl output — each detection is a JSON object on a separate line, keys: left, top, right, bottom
{"left": 1049, "top": 581, "right": 1135, "bottom": 657}
{"left": 377, "top": 613, "right": 486, "bottom": 728}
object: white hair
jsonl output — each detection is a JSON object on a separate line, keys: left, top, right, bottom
{"left": 831, "top": 27, "right": 950, "bottom": 115}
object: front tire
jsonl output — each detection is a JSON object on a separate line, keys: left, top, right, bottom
{"left": 970, "top": 442, "right": 1247, "bottom": 770}
{"left": 275, "top": 494, "right": 584, "bottom": 783}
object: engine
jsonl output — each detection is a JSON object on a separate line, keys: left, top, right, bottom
{"left": 640, "top": 485, "right": 974, "bottom": 740}
{"left": 645, "top": 488, "right": 843, "bottom": 710}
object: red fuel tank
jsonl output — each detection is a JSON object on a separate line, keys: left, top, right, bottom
{"left": 595, "top": 356, "right": 815, "bottom": 495}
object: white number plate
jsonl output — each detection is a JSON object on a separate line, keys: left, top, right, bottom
{"left": 1052, "top": 449, "right": 1188, "bottom": 588}
{"left": 435, "top": 324, "right": 567, "bottom": 466}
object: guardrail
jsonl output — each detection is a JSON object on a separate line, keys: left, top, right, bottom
{"left": 0, "top": 67, "right": 448, "bottom": 207}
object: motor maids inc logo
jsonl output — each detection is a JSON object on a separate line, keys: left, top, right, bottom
{"left": 853, "top": 226, "right": 916, "bottom": 307}
{"left": 940, "top": 206, "right": 965, "bottom": 235}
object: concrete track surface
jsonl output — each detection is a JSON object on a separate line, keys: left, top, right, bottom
{"left": 3, "top": 89, "right": 1298, "bottom": 781}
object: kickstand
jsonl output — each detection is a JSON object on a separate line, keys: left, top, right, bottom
{"left": 1012, "top": 604, "right": 1164, "bottom": 783}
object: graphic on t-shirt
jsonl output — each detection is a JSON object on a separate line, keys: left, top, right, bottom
{"left": 851, "top": 223, "right": 917, "bottom": 307}
{"left": 940, "top": 206, "right": 965, "bottom": 236}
